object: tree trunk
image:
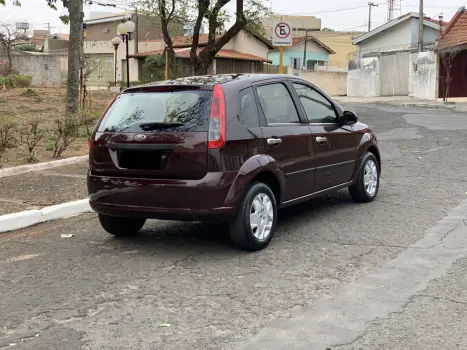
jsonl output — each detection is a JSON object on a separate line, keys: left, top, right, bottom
{"left": 194, "top": 64, "right": 209, "bottom": 76}
{"left": 6, "top": 44, "right": 12, "bottom": 75}
{"left": 66, "top": 0, "right": 83, "bottom": 114}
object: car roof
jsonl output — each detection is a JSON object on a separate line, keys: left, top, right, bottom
{"left": 129, "top": 74, "right": 299, "bottom": 89}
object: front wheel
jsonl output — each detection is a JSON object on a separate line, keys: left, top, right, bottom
{"left": 229, "top": 182, "right": 278, "bottom": 251}
{"left": 98, "top": 214, "right": 146, "bottom": 237}
{"left": 349, "top": 152, "right": 380, "bottom": 202}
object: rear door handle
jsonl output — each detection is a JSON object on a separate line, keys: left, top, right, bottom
{"left": 267, "top": 138, "right": 282, "bottom": 146}
{"left": 315, "top": 136, "right": 328, "bottom": 144}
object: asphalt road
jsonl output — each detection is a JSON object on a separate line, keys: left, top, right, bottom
{"left": 1, "top": 104, "right": 467, "bottom": 350}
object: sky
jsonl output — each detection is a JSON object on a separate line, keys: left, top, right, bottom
{"left": 0, "top": 0, "right": 464, "bottom": 35}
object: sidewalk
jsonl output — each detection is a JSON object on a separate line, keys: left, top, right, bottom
{"left": 334, "top": 96, "right": 467, "bottom": 113}
{"left": 0, "top": 161, "right": 88, "bottom": 216}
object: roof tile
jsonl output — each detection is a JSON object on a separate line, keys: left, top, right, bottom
{"left": 438, "top": 8, "right": 467, "bottom": 50}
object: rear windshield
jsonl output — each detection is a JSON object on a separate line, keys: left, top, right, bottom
{"left": 98, "top": 90, "right": 212, "bottom": 133}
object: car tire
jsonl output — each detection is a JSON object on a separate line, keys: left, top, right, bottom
{"left": 229, "top": 182, "right": 278, "bottom": 251}
{"left": 98, "top": 214, "right": 146, "bottom": 237}
{"left": 349, "top": 152, "right": 380, "bottom": 203}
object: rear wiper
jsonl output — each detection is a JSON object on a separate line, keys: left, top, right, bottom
{"left": 139, "top": 122, "right": 184, "bottom": 130}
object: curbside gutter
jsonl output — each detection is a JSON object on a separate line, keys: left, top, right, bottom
{"left": 0, "top": 155, "right": 89, "bottom": 179}
{"left": 0, "top": 199, "right": 93, "bottom": 233}
{"left": 334, "top": 99, "right": 467, "bottom": 113}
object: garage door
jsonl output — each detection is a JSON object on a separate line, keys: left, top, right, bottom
{"left": 85, "top": 54, "right": 114, "bottom": 88}
{"left": 380, "top": 52, "right": 410, "bottom": 96}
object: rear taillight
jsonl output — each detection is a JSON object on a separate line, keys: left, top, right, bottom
{"left": 208, "top": 85, "right": 226, "bottom": 149}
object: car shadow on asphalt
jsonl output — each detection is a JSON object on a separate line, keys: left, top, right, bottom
{"left": 102, "top": 190, "right": 356, "bottom": 252}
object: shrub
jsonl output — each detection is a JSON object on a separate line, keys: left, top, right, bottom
{"left": 0, "top": 118, "right": 17, "bottom": 162}
{"left": 0, "top": 75, "right": 33, "bottom": 88}
{"left": 141, "top": 55, "right": 165, "bottom": 83}
{"left": 21, "top": 118, "right": 46, "bottom": 163}
{"left": 11, "top": 75, "right": 32, "bottom": 88}
{"left": 0, "top": 76, "right": 12, "bottom": 87}
{"left": 52, "top": 114, "right": 84, "bottom": 158}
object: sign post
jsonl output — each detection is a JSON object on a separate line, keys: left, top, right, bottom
{"left": 272, "top": 21, "right": 292, "bottom": 73}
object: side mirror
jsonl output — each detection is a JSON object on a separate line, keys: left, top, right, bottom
{"left": 343, "top": 111, "right": 358, "bottom": 125}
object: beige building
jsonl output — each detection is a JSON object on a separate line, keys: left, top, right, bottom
{"left": 312, "top": 31, "right": 363, "bottom": 69}
{"left": 261, "top": 15, "right": 321, "bottom": 39}
{"left": 82, "top": 11, "right": 182, "bottom": 87}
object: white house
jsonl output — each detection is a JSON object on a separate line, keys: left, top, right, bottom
{"left": 353, "top": 12, "right": 443, "bottom": 58}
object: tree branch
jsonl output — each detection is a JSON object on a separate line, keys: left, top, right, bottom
{"left": 197, "top": 0, "right": 246, "bottom": 71}
{"left": 191, "top": 0, "right": 210, "bottom": 67}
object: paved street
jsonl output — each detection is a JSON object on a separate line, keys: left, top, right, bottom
{"left": 1, "top": 104, "right": 467, "bottom": 350}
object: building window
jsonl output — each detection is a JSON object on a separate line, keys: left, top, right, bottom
{"left": 290, "top": 57, "right": 301, "bottom": 69}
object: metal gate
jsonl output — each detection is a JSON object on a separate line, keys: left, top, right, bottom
{"left": 380, "top": 52, "right": 410, "bottom": 96}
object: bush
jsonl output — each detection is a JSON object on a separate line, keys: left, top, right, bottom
{"left": 52, "top": 114, "right": 87, "bottom": 158}
{"left": 0, "top": 118, "right": 18, "bottom": 163}
{"left": 0, "top": 75, "right": 33, "bottom": 88}
{"left": 0, "top": 76, "right": 11, "bottom": 87}
{"left": 11, "top": 75, "right": 32, "bottom": 88}
{"left": 141, "top": 55, "right": 166, "bottom": 83}
{"left": 21, "top": 118, "right": 46, "bottom": 163}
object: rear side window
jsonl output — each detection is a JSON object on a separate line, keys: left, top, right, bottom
{"left": 237, "top": 87, "right": 259, "bottom": 127}
{"left": 98, "top": 90, "right": 212, "bottom": 133}
{"left": 256, "top": 83, "right": 300, "bottom": 124}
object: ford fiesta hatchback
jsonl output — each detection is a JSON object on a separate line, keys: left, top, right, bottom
{"left": 88, "top": 74, "right": 381, "bottom": 251}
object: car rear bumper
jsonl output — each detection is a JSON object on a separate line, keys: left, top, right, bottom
{"left": 88, "top": 172, "right": 238, "bottom": 221}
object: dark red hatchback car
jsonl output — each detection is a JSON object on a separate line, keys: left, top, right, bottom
{"left": 88, "top": 74, "right": 381, "bottom": 250}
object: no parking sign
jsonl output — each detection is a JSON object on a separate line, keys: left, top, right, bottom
{"left": 272, "top": 21, "right": 292, "bottom": 46}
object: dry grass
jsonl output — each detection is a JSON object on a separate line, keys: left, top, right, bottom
{"left": 0, "top": 88, "right": 115, "bottom": 167}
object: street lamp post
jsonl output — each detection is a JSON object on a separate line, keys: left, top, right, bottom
{"left": 111, "top": 36, "right": 122, "bottom": 87}
{"left": 116, "top": 19, "right": 135, "bottom": 88}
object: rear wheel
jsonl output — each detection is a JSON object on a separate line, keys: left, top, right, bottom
{"left": 229, "top": 182, "right": 278, "bottom": 251}
{"left": 349, "top": 152, "right": 380, "bottom": 202}
{"left": 98, "top": 214, "right": 146, "bottom": 237}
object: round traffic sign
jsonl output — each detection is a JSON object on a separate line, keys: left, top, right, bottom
{"left": 275, "top": 22, "right": 291, "bottom": 39}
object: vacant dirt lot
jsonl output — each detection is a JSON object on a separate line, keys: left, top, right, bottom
{"left": 0, "top": 88, "right": 115, "bottom": 167}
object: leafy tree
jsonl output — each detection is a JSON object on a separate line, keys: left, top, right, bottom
{"left": 141, "top": 55, "right": 166, "bottom": 83}
{"left": 140, "top": 0, "right": 270, "bottom": 76}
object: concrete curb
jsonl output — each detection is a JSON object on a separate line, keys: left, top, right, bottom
{"left": 335, "top": 99, "right": 467, "bottom": 113}
{"left": 0, "top": 198, "right": 92, "bottom": 233}
{"left": 0, "top": 155, "right": 89, "bottom": 179}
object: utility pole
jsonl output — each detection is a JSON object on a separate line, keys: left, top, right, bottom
{"left": 418, "top": 0, "right": 424, "bottom": 51}
{"left": 368, "top": 3, "right": 378, "bottom": 32}
{"left": 44, "top": 22, "right": 55, "bottom": 35}
{"left": 295, "top": 27, "right": 319, "bottom": 70}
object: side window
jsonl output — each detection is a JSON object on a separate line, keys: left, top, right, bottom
{"left": 292, "top": 83, "right": 338, "bottom": 124}
{"left": 256, "top": 83, "right": 300, "bottom": 124}
{"left": 237, "top": 87, "right": 260, "bottom": 127}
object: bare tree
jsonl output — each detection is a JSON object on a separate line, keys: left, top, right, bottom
{"left": 439, "top": 46, "right": 462, "bottom": 102}
{"left": 0, "top": 22, "right": 24, "bottom": 75}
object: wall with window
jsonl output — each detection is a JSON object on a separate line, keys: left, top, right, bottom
{"left": 299, "top": 70, "right": 347, "bottom": 96}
